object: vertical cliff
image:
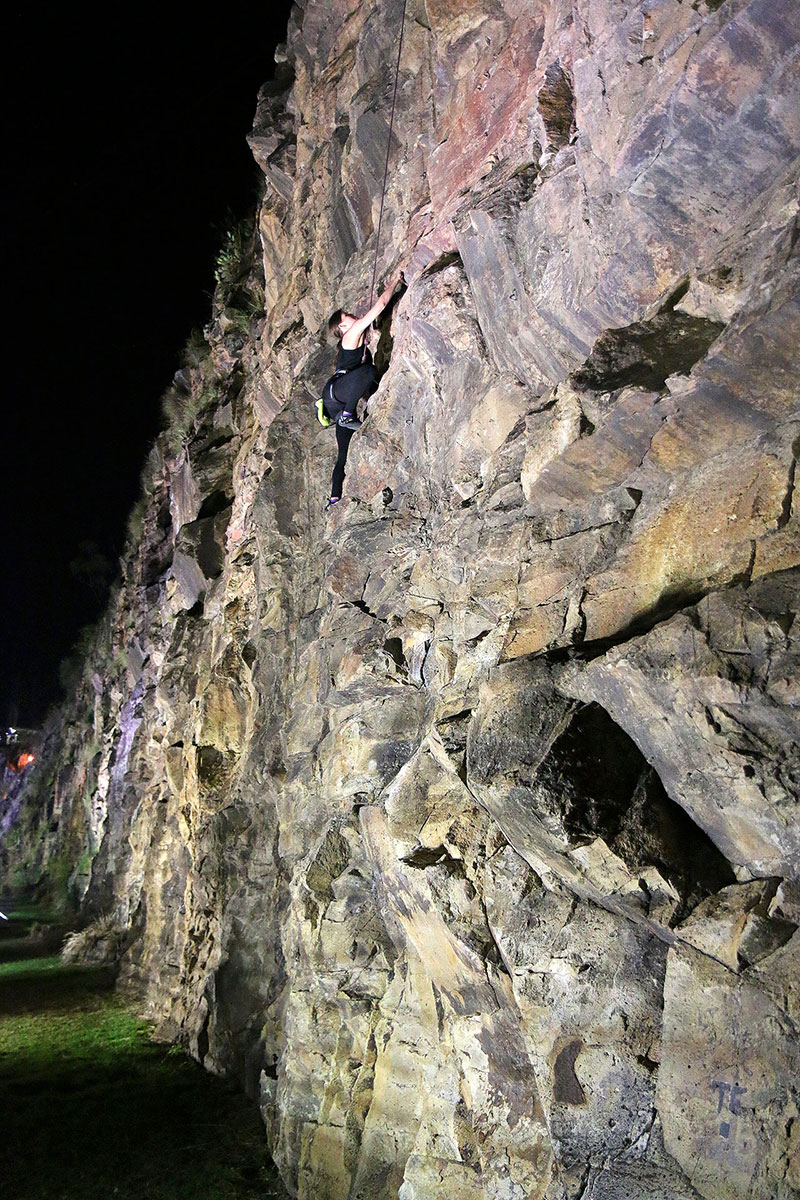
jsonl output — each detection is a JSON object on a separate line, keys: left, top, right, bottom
{"left": 4, "top": 2, "right": 800, "bottom": 1197}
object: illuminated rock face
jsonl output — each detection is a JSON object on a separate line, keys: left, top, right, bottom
{"left": 4, "top": 2, "right": 800, "bottom": 1197}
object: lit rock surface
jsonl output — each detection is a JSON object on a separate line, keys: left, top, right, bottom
{"left": 3, "top": 2, "right": 800, "bottom": 1197}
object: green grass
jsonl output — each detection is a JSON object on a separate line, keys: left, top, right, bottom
{"left": 214, "top": 216, "right": 255, "bottom": 291}
{"left": 0, "top": 903, "right": 55, "bottom": 923}
{"left": 0, "top": 952, "right": 66, "bottom": 977}
{"left": 0, "top": 908, "right": 286, "bottom": 1199}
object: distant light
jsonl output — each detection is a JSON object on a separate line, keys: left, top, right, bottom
{"left": 16, "top": 752, "right": 35, "bottom": 769}
{"left": 0, "top": 912, "right": 7, "bottom": 921}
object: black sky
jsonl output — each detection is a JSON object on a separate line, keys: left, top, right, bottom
{"left": 1, "top": 3, "right": 294, "bottom": 728}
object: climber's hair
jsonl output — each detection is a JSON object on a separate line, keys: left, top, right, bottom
{"left": 328, "top": 309, "right": 345, "bottom": 338}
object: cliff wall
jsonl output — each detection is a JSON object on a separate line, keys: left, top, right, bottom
{"left": 4, "top": 1, "right": 800, "bottom": 1197}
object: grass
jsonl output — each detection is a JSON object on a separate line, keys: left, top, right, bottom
{"left": 0, "top": 904, "right": 286, "bottom": 1199}
{"left": 182, "top": 327, "right": 211, "bottom": 368}
{"left": 122, "top": 494, "right": 149, "bottom": 556}
{"left": 214, "top": 216, "right": 255, "bottom": 292}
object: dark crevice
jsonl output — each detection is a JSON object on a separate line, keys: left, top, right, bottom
{"left": 196, "top": 514, "right": 230, "bottom": 579}
{"left": 571, "top": 311, "right": 725, "bottom": 393}
{"left": 197, "top": 489, "right": 235, "bottom": 521}
{"left": 774, "top": 611, "right": 795, "bottom": 638}
{"left": 556, "top": 582, "right": 711, "bottom": 664}
{"left": 538, "top": 61, "right": 577, "bottom": 150}
{"left": 198, "top": 432, "right": 235, "bottom": 454}
{"left": 383, "top": 637, "right": 407, "bottom": 671}
{"left": 535, "top": 705, "right": 646, "bottom": 844}
{"left": 437, "top": 709, "right": 473, "bottom": 732}
{"left": 196, "top": 1013, "right": 210, "bottom": 1064}
{"left": 578, "top": 411, "right": 596, "bottom": 437}
{"left": 436, "top": 709, "right": 473, "bottom": 783}
{"left": 660, "top": 277, "right": 691, "bottom": 311}
{"left": 401, "top": 844, "right": 451, "bottom": 869}
{"left": 724, "top": 539, "right": 757, "bottom": 593}
{"left": 156, "top": 498, "right": 172, "bottom": 531}
{"left": 777, "top": 440, "right": 798, "bottom": 529}
{"left": 465, "top": 629, "right": 491, "bottom": 648}
{"left": 422, "top": 250, "right": 463, "bottom": 276}
{"left": 636, "top": 1052, "right": 659, "bottom": 1074}
{"left": 349, "top": 598, "right": 383, "bottom": 621}
{"left": 532, "top": 703, "right": 736, "bottom": 920}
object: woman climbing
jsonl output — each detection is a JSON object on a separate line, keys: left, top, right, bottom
{"left": 323, "top": 269, "right": 405, "bottom": 508}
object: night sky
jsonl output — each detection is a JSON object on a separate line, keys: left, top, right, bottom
{"left": 2, "top": 3, "right": 294, "bottom": 728}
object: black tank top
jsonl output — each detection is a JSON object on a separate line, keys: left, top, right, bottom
{"left": 336, "top": 343, "right": 372, "bottom": 371}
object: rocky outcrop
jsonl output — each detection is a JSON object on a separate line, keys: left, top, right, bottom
{"left": 3, "top": 1, "right": 799, "bottom": 1197}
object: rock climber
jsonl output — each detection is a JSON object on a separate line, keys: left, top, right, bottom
{"left": 323, "top": 270, "right": 405, "bottom": 508}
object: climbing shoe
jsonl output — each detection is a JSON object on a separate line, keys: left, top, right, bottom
{"left": 336, "top": 412, "right": 362, "bottom": 431}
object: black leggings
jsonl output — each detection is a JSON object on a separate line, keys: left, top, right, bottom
{"left": 326, "top": 363, "right": 377, "bottom": 417}
{"left": 326, "top": 364, "right": 378, "bottom": 499}
{"left": 331, "top": 424, "right": 354, "bottom": 499}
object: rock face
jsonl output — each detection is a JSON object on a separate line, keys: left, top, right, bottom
{"left": 3, "top": 2, "right": 800, "bottom": 1197}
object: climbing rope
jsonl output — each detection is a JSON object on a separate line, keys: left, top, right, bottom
{"left": 363, "top": 0, "right": 408, "bottom": 358}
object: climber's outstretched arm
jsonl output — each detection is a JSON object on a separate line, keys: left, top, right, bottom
{"left": 341, "top": 271, "right": 404, "bottom": 348}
